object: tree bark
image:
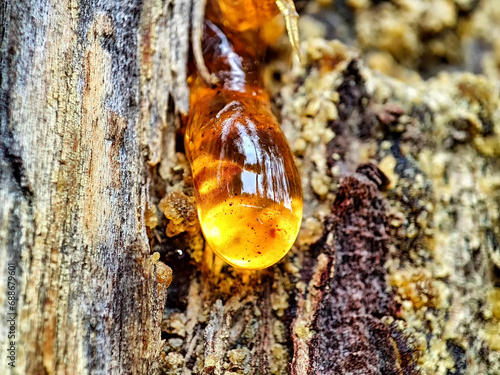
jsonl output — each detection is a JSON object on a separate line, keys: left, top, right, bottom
{"left": 0, "top": 0, "right": 177, "bottom": 373}
{"left": 2, "top": 1, "right": 500, "bottom": 375}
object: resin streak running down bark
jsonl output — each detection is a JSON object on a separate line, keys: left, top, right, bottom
{"left": 185, "top": 2, "right": 303, "bottom": 270}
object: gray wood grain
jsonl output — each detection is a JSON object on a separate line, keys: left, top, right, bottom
{"left": 0, "top": 1, "right": 177, "bottom": 373}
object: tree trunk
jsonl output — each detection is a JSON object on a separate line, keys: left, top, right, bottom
{"left": 0, "top": 0, "right": 178, "bottom": 373}
{"left": 2, "top": 1, "right": 500, "bottom": 375}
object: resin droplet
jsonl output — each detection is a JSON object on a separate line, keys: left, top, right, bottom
{"left": 185, "top": 89, "right": 303, "bottom": 270}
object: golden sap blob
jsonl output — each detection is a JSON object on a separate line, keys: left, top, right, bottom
{"left": 185, "top": 89, "right": 303, "bottom": 269}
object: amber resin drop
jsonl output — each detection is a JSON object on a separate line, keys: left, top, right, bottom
{"left": 185, "top": 89, "right": 303, "bottom": 269}
{"left": 216, "top": 0, "right": 280, "bottom": 32}
{"left": 185, "top": 2, "right": 302, "bottom": 270}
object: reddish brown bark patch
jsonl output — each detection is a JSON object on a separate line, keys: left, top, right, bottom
{"left": 309, "top": 164, "right": 416, "bottom": 375}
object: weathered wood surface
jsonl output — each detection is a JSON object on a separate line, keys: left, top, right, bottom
{"left": 2, "top": 0, "right": 500, "bottom": 374}
{"left": 0, "top": 0, "right": 181, "bottom": 373}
